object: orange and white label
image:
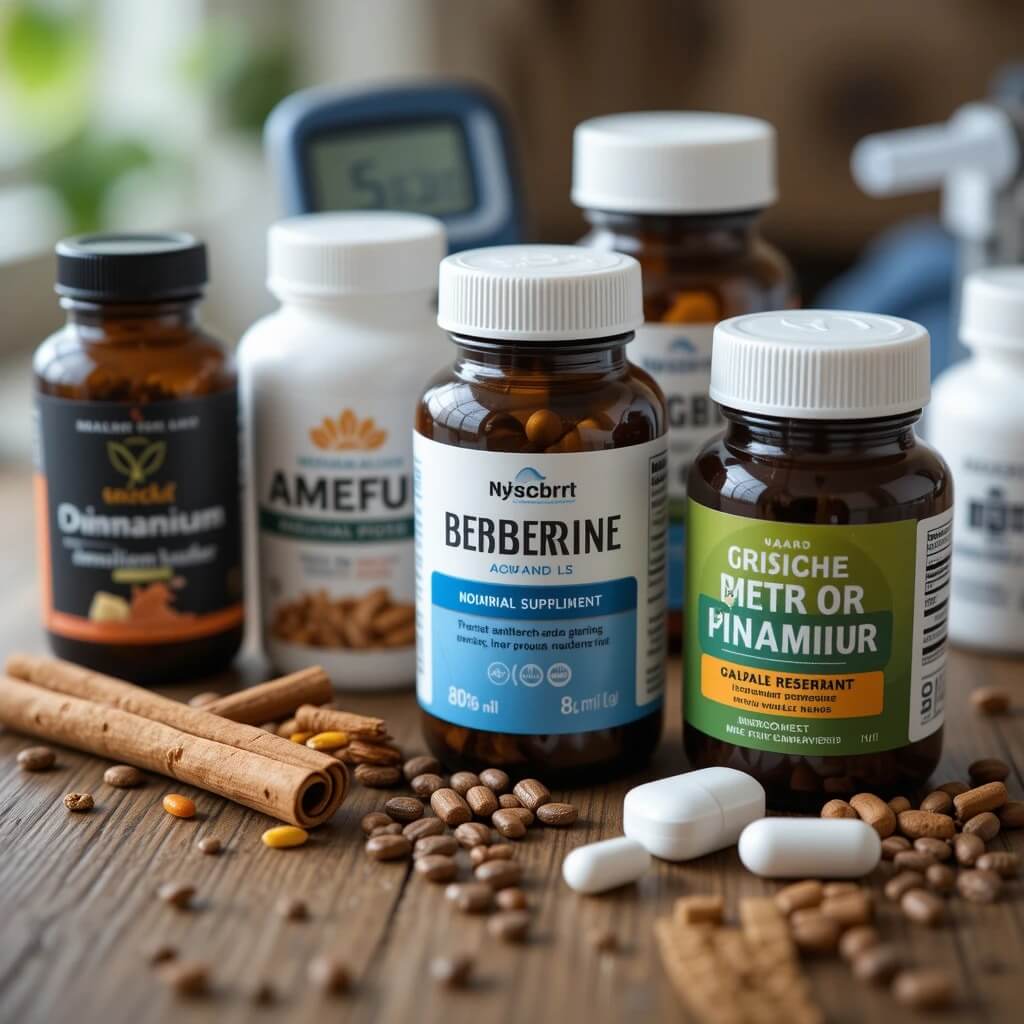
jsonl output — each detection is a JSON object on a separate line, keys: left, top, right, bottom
{"left": 700, "top": 654, "right": 884, "bottom": 719}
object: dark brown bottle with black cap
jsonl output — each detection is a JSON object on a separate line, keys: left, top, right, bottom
{"left": 33, "top": 233, "right": 243, "bottom": 683}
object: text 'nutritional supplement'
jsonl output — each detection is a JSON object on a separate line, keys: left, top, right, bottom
{"left": 415, "top": 245, "right": 668, "bottom": 780}
{"left": 574, "top": 112, "right": 795, "bottom": 651}
{"left": 685, "top": 311, "right": 952, "bottom": 808}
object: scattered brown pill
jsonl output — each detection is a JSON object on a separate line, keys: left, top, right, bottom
{"left": 445, "top": 881, "right": 493, "bottom": 913}
{"left": 880, "top": 835, "right": 912, "bottom": 859}
{"left": 962, "top": 810, "right": 1001, "bottom": 841}
{"left": 975, "top": 851, "right": 1019, "bottom": 878}
{"left": 371, "top": 823, "right": 404, "bottom": 837}
{"left": 896, "top": 809, "right": 955, "bottom": 839}
{"left": 968, "top": 758, "right": 1010, "bottom": 785}
{"left": 383, "top": 796, "right": 424, "bottom": 823}
{"left": 925, "top": 862, "right": 956, "bottom": 894}
{"left": 454, "top": 822, "right": 492, "bottom": 848}
{"left": 449, "top": 771, "right": 481, "bottom": 796}
{"left": 365, "top": 834, "right": 412, "bottom": 861}
{"left": 822, "top": 881, "right": 860, "bottom": 898}
{"left": 496, "top": 887, "right": 528, "bottom": 911}
{"left": 470, "top": 843, "right": 514, "bottom": 865}
{"left": 104, "top": 764, "right": 144, "bottom": 788}
{"left": 852, "top": 943, "right": 904, "bottom": 985}
{"left": 850, "top": 793, "right": 896, "bottom": 837}
{"left": 498, "top": 793, "right": 523, "bottom": 809}
{"left": 307, "top": 954, "right": 351, "bottom": 995}
{"left": 403, "top": 755, "right": 441, "bottom": 781}
{"left": 954, "top": 833, "right": 986, "bottom": 867}
{"left": 954, "top": 781, "right": 1008, "bottom": 822}
{"left": 820, "top": 798, "right": 857, "bottom": 819}
{"left": 914, "top": 837, "right": 952, "bottom": 861}
{"left": 821, "top": 891, "right": 873, "bottom": 928}
{"left": 147, "top": 944, "right": 177, "bottom": 966}
{"left": 415, "top": 854, "right": 458, "bottom": 883}
{"left": 410, "top": 773, "right": 446, "bottom": 798}
{"left": 474, "top": 858, "right": 523, "bottom": 890}
{"left": 157, "top": 882, "right": 195, "bottom": 910}
{"left": 884, "top": 871, "right": 926, "bottom": 902}
{"left": 919, "top": 790, "right": 953, "bottom": 816}
{"left": 957, "top": 869, "right": 1002, "bottom": 903}
{"left": 901, "top": 888, "right": 944, "bottom": 927}
{"left": 162, "top": 794, "right": 196, "bottom": 819}
{"left": 197, "top": 836, "right": 222, "bottom": 856}
{"left": 354, "top": 764, "right": 402, "bottom": 788}
{"left": 403, "top": 817, "right": 445, "bottom": 843}
{"left": 159, "top": 960, "right": 210, "bottom": 998}
{"left": 360, "top": 811, "right": 393, "bottom": 835}
{"left": 894, "top": 850, "right": 937, "bottom": 872}
{"left": 892, "top": 968, "right": 955, "bottom": 1011}
{"left": 17, "top": 746, "right": 55, "bottom": 771}
{"left": 492, "top": 808, "right": 528, "bottom": 838}
{"left": 276, "top": 896, "right": 308, "bottom": 921}
{"left": 512, "top": 778, "right": 550, "bottom": 811}
{"left": 63, "top": 792, "right": 93, "bottom": 812}
{"left": 970, "top": 687, "right": 1011, "bottom": 716}
{"left": 790, "top": 913, "right": 840, "bottom": 954}
{"left": 431, "top": 788, "right": 472, "bottom": 826}
{"left": 998, "top": 801, "right": 1024, "bottom": 829}
{"left": 838, "top": 925, "right": 880, "bottom": 962}
{"left": 775, "top": 880, "right": 823, "bottom": 916}
{"left": 479, "top": 767, "right": 510, "bottom": 794}
{"left": 430, "top": 953, "right": 474, "bottom": 989}
{"left": 488, "top": 909, "right": 531, "bottom": 943}
{"left": 414, "top": 834, "right": 459, "bottom": 859}
{"left": 466, "top": 785, "right": 499, "bottom": 818}
{"left": 536, "top": 802, "right": 578, "bottom": 827}
{"left": 887, "top": 796, "right": 912, "bottom": 814}
{"left": 187, "top": 691, "right": 220, "bottom": 708}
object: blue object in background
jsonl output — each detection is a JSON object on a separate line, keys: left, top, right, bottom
{"left": 265, "top": 81, "right": 523, "bottom": 253}
{"left": 818, "top": 220, "right": 959, "bottom": 376}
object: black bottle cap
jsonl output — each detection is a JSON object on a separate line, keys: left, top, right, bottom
{"left": 55, "top": 232, "right": 208, "bottom": 302}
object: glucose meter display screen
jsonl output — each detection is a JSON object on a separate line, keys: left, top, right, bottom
{"left": 309, "top": 119, "right": 476, "bottom": 216}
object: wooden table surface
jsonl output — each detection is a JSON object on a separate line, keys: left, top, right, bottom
{"left": 1, "top": 465, "right": 1022, "bottom": 1024}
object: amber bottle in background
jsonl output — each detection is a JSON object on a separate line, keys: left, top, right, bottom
{"left": 574, "top": 112, "right": 796, "bottom": 651}
{"left": 33, "top": 234, "right": 243, "bottom": 684}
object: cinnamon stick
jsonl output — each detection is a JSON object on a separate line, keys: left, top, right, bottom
{"left": 4, "top": 654, "right": 347, "bottom": 825}
{"left": 0, "top": 674, "right": 342, "bottom": 827}
{"left": 294, "top": 703, "right": 388, "bottom": 740}
{"left": 199, "top": 667, "right": 332, "bottom": 724}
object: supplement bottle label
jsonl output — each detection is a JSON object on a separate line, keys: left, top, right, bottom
{"left": 942, "top": 446, "right": 1024, "bottom": 651}
{"left": 253, "top": 394, "right": 415, "bottom": 651}
{"left": 415, "top": 435, "right": 668, "bottom": 734}
{"left": 34, "top": 392, "right": 242, "bottom": 643}
{"left": 630, "top": 323, "right": 720, "bottom": 612}
{"left": 685, "top": 503, "right": 952, "bottom": 755}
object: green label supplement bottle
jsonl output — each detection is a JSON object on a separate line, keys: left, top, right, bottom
{"left": 33, "top": 233, "right": 243, "bottom": 684}
{"left": 573, "top": 112, "right": 796, "bottom": 653}
{"left": 684, "top": 311, "right": 952, "bottom": 809}
{"left": 415, "top": 245, "right": 668, "bottom": 782}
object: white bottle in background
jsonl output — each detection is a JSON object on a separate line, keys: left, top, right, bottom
{"left": 239, "top": 212, "right": 447, "bottom": 688}
{"left": 931, "top": 266, "right": 1024, "bottom": 654}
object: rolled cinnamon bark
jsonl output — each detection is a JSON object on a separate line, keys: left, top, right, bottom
{"left": 294, "top": 703, "right": 388, "bottom": 740}
{"left": 0, "top": 674, "right": 341, "bottom": 827}
{"left": 199, "top": 667, "right": 332, "bottom": 724}
{"left": 4, "top": 654, "right": 347, "bottom": 824}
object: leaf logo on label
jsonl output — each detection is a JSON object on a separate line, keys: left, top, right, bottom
{"left": 106, "top": 438, "right": 167, "bottom": 485}
{"left": 309, "top": 409, "right": 388, "bottom": 451}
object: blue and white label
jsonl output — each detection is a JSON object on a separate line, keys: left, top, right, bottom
{"left": 414, "top": 435, "right": 667, "bottom": 734}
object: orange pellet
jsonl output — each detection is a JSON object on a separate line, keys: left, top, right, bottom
{"left": 163, "top": 794, "right": 196, "bottom": 819}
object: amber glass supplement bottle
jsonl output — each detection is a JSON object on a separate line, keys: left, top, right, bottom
{"left": 685, "top": 311, "right": 952, "bottom": 809}
{"left": 574, "top": 112, "right": 795, "bottom": 651}
{"left": 34, "top": 233, "right": 242, "bottom": 683}
{"left": 415, "top": 245, "right": 668, "bottom": 781}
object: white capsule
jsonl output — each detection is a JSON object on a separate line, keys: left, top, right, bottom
{"left": 623, "top": 767, "right": 766, "bottom": 861}
{"left": 562, "top": 836, "right": 650, "bottom": 894}
{"left": 738, "top": 817, "right": 881, "bottom": 879}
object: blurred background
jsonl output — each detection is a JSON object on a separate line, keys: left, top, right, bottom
{"left": 2, "top": 0, "right": 1024, "bottom": 458}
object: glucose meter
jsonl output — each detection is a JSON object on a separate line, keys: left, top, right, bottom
{"left": 265, "top": 81, "right": 523, "bottom": 251}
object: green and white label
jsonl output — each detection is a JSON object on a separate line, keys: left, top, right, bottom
{"left": 685, "top": 501, "right": 952, "bottom": 755}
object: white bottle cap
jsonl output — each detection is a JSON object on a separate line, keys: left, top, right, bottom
{"left": 710, "top": 310, "right": 931, "bottom": 420}
{"left": 437, "top": 244, "right": 642, "bottom": 342}
{"left": 960, "top": 266, "right": 1024, "bottom": 351}
{"left": 572, "top": 111, "right": 777, "bottom": 215}
{"left": 267, "top": 211, "right": 446, "bottom": 299}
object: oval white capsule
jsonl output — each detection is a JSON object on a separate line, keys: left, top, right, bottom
{"left": 562, "top": 836, "right": 651, "bottom": 894}
{"left": 738, "top": 817, "right": 882, "bottom": 878}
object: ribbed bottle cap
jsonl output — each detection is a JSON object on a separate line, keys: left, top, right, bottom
{"left": 437, "top": 244, "right": 642, "bottom": 342}
{"left": 710, "top": 310, "right": 931, "bottom": 420}
{"left": 268, "top": 212, "right": 446, "bottom": 298}
{"left": 572, "top": 111, "right": 776, "bottom": 215}
{"left": 960, "top": 266, "right": 1024, "bottom": 350}
{"left": 55, "top": 232, "right": 207, "bottom": 301}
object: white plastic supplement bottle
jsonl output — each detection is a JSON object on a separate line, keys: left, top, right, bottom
{"left": 239, "top": 212, "right": 447, "bottom": 688}
{"left": 931, "top": 266, "right": 1024, "bottom": 654}
{"left": 573, "top": 112, "right": 795, "bottom": 652}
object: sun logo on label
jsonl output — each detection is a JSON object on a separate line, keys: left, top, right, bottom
{"left": 106, "top": 437, "right": 166, "bottom": 485}
{"left": 310, "top": 410, "right": 388, "bottom": 451}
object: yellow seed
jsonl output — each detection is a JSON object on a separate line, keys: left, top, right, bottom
{"left": 163, "top": 793, "right": 196, "bottom": 819}
{"left": 262, "top": 825, "right": 309, "bottom": 849}
{"left": 289, "top": 732, "right": 314, "bottom": 744}
{"left": 305, "top": 731, "right": 349, "bottom": 751}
